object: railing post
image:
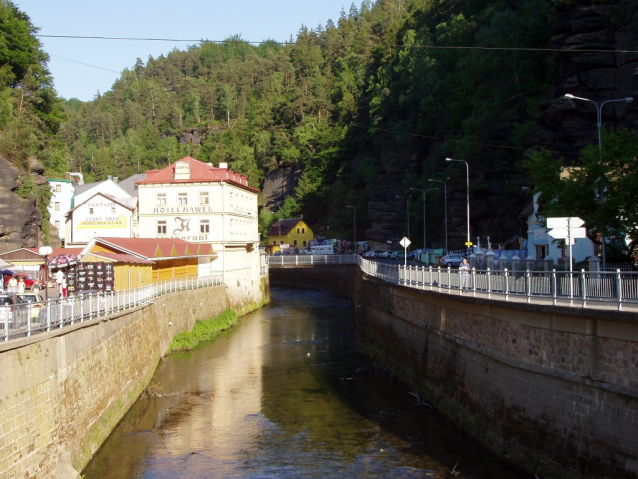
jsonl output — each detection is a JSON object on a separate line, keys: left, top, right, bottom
{"left": 526, "top": 269, "right": 531, "bottom": 304}
{"left": 471, "top": 268, "right": 476, "bottom": 297}
{"left": 581, "top": 269, "right": 587, "bottom": 308}
{"left": 487, "top": 268, "right": 492, "bottom": 299}
{"left": 617, "top": 269, "right": 623, "bottom": 311}
{"left": 552, "top": 269, "right": 557, "bottom": 306}
{"left": 504, "top": 268, "right": 509, "bottom": 301}
{"left": 46, "top": 297, "right": 51, "bottom": 332}
{"left": 27, "top": 304, "right": 32, "bottom": 337}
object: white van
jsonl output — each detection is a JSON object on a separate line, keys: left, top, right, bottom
{"left": 309, "top": 245, "right": 334, "bottom": 255}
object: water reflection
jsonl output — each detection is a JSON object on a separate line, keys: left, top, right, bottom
{"left": 83, "top": 287, "right": 529, "bottom": 479}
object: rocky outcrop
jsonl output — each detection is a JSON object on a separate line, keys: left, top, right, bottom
{"left": 260, "top": 166, "right": 304, "bottom": 212}
{"left": 533, "top": 0, "right": 638, "bottom": 156}
{"left": 0, "top": 155, "right": 47, "bottom": 252}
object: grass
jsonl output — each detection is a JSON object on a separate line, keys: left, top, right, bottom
{"left": 169, "top": 309, "right": 239, "bottom": 352}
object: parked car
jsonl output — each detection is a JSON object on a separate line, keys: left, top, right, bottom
{"left": 391, "top": 250, "right": 405, "bottom": 260}
{"left": 0, "top": 293, "right": 28, "bottom": 326}
{"left": 17, "top": 293, "right": 45, "bottom": 320}
{"left": 3, "top": 273, "right": 36, "bottom": 290}
{"left": 440, "top": 254, "right": 465, "bottom": 267}
{"left": 407, "top": 248, "right": 425, "bottom": 261}
{"left": 363, "top": 250, "right": 382, "bottom": 258}
{"left": 380, "top": 251, "right": 394, "bottom": 259}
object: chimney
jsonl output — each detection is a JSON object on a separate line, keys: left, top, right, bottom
{"left": 113, "top": 177, "right": 119, "bottom": 184}
{"left": 219, "top": 162, "right": 228, "bottom": 169}
{"left": 174, "top": 160, "right": 191, "bottom": 180}
{"left": 107, "top": 175, "right": 112, "bottom": 181}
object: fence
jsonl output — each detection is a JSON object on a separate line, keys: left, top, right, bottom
{"left": 265, "top": 254, "right": 638, "bottom": 310}
{"left": 1, "top": 274, "right": 224, "bottom": 343}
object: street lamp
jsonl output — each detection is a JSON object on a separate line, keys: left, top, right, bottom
{"left": 346, "top": 205, "right": 356, "bottom": 254}
{"left": 446, "top": 158, "right": 470, "bottom": 248}
{"left": 396, "top": 195, "right": 410, "bottom": 243}
{"left": 428, "top": 177, "right": 450, "bottom": 253}
{"left": 564, "top": 93, "right": 634, "bottom": 269}
{"left": 38, "top": 245, "right": 52, "bottom": 302}
{"left": 409, "top": 187, "right": 438, "bottom": 250}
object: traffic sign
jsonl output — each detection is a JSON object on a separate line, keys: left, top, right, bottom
{"left": 400, "top": 237, "right": 411, "bottom": 248}
{"left": 465, "top": 242, "right": 473, "bottom": 246}
{"left": 547, "top": 227, "right": 587, "bottom": 239}
{"left": 546, "top": 217, "right": 584, "bottom": 229}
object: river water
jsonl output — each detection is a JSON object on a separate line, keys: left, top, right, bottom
{"left": 83, "top": 287, "right": 530, "bottom": 479}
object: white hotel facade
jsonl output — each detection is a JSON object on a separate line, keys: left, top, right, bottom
{"left": 136, "top": 157, "right": 262, "bottom": 302}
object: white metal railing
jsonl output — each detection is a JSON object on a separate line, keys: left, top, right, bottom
{"left": 265, "top": 255, "right": 638, "bottom": 310}
{"left": 1, "top": 274, "right": 224, "bottom": 343}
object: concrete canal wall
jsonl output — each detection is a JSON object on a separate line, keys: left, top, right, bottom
{"left": 270, "top": 265, "right": 638, "bottom": 478}
{"left": 0, "top": 278, "right": 270, "bottom": 478}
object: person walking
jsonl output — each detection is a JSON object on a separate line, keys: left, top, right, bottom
{"left": 8, "top": 275, "right": 17, "bottom": 293}
{"left": 55, "top": 270, "right": 64, "bottom": 296}
{"left": 17, "top": 277, "right": 25, "bottom": 294}
{"left": 459, "top": 258, "right": 470, "bottom": 293}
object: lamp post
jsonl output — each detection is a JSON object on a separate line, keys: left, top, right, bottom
{"left": 346, "top": 205, "right": 356, "bottom": 254}
{"left": 564, "top": 93, "right": 634, "bottom": 269}
{"left": 38, "top": 245, "right": 52, "bottom": 302}
{"left": 396, "top": 195, "right": 410, "bottom": 244}
{"left": 428, "top": 177, "right": 449, "bottom": 253}
{"left": 409, "top": 187, "right": 438, "bottom": 250}
{"left": 446, "top": 158, "right": 470, "bottom": 248}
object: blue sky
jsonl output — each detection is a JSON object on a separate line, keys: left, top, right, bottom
{"left": 19, "top": 0, "right": 351, "bottom": 101}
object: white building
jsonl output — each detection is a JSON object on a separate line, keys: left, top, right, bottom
{"left": 72, "top": 175, "right": 130, "bottom": 208}
{"left": 522, "top": 193, "right": 595, "bottom": 264}
{"left": 64, "top": 192, "right": 138, "bottom": 247}
{"left": 136, "top": 157, "right": 261, "bottom": 303}
{"left": 47, "top": 179, "right": 75, "bottom": 245}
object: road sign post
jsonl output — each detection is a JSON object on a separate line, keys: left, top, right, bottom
{"left": 547, "top": 217, "right": 586, "bottom": 303}
{"left": 400, "top": 237, "right": 411, "bottom": 269}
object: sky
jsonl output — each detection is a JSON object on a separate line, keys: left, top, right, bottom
{"left": 19, "top": 0, "right": 351, "bottom": 102}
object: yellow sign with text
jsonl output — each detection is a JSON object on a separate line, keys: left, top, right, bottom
{"left": 77, "top": 215, "right": 128, "bottom": 229}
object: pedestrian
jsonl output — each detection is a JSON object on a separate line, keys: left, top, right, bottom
{"left": 17, "top": 277, "right": 25, "bottom": 294}
{"left": 8, "top": 275, "right": 17, "bottom": 293}
{"left": 61, "top": 275, "right": 67, "bottom": 298}
{"left": 55, "top": 269, "right": 64, "bottom": 296}
{"left": 32, "top": 280, "right": 40, "bottom": 296}
{"left": 459, "top": 258, "right": 470, "bottom": 292}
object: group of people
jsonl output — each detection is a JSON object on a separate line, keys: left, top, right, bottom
{"left": 4, "top": 275, "right": 26, "bottom": 293}
{"left": 0, "top": 269, "right": 66, "bottom": 296}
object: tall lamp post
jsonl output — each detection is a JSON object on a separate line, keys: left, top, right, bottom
{"left": 446, "top": 158, "right": 470, "bottom": 249}
{"left": 346, "top": 205, "right": 356, "bottom": 254}
{"left": 564, "top": 93, "right": 634, "bottom": 269}
{"left": 409, "top": 187, "right": 438, "bottom": 250}
{"left": 38, "top": 245, "right": 52, "bottom": 302}
{"left": 396, "top": 195, "right": 410, "bottom": 243}
{"left": 428, "top": 177, "right": 449, "bottom": 253}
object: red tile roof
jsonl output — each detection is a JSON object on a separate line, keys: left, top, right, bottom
{"left": 92, "top": 237, "right": 218, "bottom": 260}
{"left": 26, "top": 247, "right": 84, "bottom": 257}
{"left": 86, "top": 252, "right": 154, "bottom": 264}
{"left": 136, "top": 156, "right": 259, "bottom": 193}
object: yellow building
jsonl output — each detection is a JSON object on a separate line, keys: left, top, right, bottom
{"left": 80, "top": 237, "right": 218, "bottom": 290}
{"left": 266, "top": 218, "right": 314, "bottom": 253}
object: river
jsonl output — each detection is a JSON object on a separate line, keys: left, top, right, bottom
{"left": 83, "top": 287, "right": 530, "bottom": 478}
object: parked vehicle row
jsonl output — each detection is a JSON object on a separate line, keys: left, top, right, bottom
{"left": 0, "top": 292, "right": 45, "bottom": 327}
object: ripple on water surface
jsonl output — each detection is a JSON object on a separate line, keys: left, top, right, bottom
{"left": 83, "top": 287, "right": 530, "bottom": 479}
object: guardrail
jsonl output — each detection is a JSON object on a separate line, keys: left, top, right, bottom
{"left": 265, "top": 254, "right": 638, "bottom": 310}
{"left": 1, "top": 274, "right": 224, "bottom": 343}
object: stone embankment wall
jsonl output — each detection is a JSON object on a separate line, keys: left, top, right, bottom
{"left": 270, "top": 265, "right": 638, "bottom": 478}
{"left": 0, "top": 278, "right": 270, "bottom": 478}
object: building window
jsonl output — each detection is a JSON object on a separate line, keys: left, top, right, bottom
{"left": 297, "top": 227, "right": 300, "bottom": 233}
{"left": 178, "top": 193, "right": 187, "bottom": 206}
{"left": 199, "top": 192, "right": 209, "bottom": 205}
{"left": 156, "top": 193, "right": 166, "bottom": 206}
{"left": 111, "top": 207, "right": 116, "bottom": 214}
{"left": 89, "top": 208, "right": 94, "bottom": 214}
{"left": 54, "top": 202, "right": 60, "bottom": 211}
{"left": 55, "top": 184, "right": 61, "bottom": 193}
{"left": 200, "top": 220, "right": 210, "bottom": 234}
{"left": 273, "top": 241, "right": 276, "bottom": 245}
{"left": 303, "top": 240, "right": 307, "bottom": 246}
{"left": 294, "top": 240, "right": 297, "bottom": 246}
{"left": 55, "top": 221, "right": 60, "bottom": 229}
{"left": 302, "top": 228, "right": 305, "bottom": 233}
{"left": 157, "top": 221, "right": 167, "bottom": 235}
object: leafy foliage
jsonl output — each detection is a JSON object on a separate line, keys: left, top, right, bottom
{"left": 169, "top": 309, "right": 239, "bottom": 352}
{"left": 524, "top": 129, "right": 638, "bottom": 260}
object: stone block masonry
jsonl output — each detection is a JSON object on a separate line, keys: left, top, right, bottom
{"left": 270, "top": 264, "right": 638, "bottom": 478}
{"left": 0, "top": 277, "right": 270, "bottom": 478}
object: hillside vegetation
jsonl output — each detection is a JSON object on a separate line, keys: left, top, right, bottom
{"left": 1, "top": 0, "right": 585, "bottom": 249}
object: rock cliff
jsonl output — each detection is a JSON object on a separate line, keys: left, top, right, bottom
{"left": 0, "top": 155, "right": 52, "bottom": 252}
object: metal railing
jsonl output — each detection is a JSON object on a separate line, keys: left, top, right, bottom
{"left": 1, "top": 274, "right": 224, "bottom": 343}
{"left": 265, "top": 254, "right": 638, "bottom": 310}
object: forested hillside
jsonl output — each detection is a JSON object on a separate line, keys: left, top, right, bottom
{"left": 2, "top": 0, "right": 636, "bottom": 252}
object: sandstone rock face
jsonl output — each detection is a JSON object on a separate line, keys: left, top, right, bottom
{"left": 260, "top": 166, "right": 304, "bottom": 212}
{"left": 0, "top": 155, "right": 46, "bottom": 252}
{"left": 534, "top": 0, "right": 638, "bottom": 155}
